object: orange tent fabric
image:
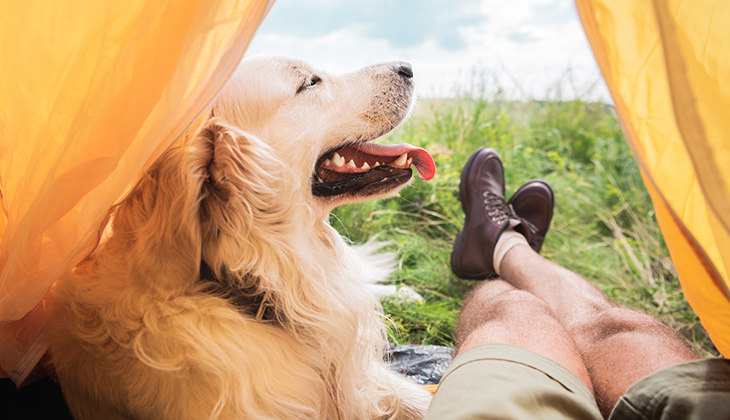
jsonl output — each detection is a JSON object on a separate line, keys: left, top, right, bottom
{"left": 576, "top": 0, "right": 730, "bottom": 356}
{"left": 0, "top": 0, "right": 275, "bottom": 385}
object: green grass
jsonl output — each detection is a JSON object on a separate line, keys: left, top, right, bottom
{"left": 331, "top": 96, "right": 720, "bottom": 358}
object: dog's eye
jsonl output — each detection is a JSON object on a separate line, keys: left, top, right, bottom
{"left": 296, "top": 75, "right": 321, "bottom": 94}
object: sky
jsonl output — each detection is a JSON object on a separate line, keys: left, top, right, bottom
{"left": 245, "top": 0, "right": 610, "bottom": 102}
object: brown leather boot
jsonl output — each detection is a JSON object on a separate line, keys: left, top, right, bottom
{"left": 450, "top": 148, "right": 531, "bottom": 279}
{"left": 507, "top": 180, "right": 554, "bottom": 254}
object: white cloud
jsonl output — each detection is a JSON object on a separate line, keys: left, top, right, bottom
{"left": 245, "top": 0, "right": 609, "bottom": 101}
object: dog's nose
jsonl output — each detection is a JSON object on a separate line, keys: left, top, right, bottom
{"left": 395, "top": 62, "right": 413, "bottom": 79}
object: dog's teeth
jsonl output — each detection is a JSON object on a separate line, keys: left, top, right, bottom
{"left": 332, "top": 152, "right": 345, "bottom": 166}
{"left": 323, "top": 158, "right": 332, "bottom": 166}
{"left": 346, "top": 159, "right": 356, "bottom": 168}
{"left": 374, "top": 162, "right": 380, "bottom": 167}
{"left": 406, "top": 158, "right": 413, "bottom": 166}
{"left": 394, "top": 153, "right": 408, "bottom": 167}
{"left": 361, "top": 162, "right": 370, "bottom": 170}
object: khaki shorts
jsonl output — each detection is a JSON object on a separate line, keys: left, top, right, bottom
{"left": 424, "top": 344, "right": 730, "bottom": 420}
{"left": 424, "top": 344, "right": 602, "bottom": 420}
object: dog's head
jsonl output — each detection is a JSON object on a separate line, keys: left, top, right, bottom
{"left": 211, "top": 56, "right": 435, "bottom": 212}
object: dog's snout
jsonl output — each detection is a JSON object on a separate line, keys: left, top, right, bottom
{"left": 395, "top": 62, "right": 413, "bottom": 79}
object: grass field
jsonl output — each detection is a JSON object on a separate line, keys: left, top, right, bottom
{"left": 331, "top": 96, "right": 720, "bottom": 358}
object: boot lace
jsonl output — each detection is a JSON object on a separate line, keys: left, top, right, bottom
{"left": 483, "top": 191, "right": 539, "bottom": 234}
{"left": 483, "top": 192, "right": 512, "bottom": 225}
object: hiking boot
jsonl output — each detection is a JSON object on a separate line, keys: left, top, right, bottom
{"left": 508, "top": 180, "right": 554, "bottom": 254}
{"left": 450, "top": 148, "right": 531, "bottom": 279}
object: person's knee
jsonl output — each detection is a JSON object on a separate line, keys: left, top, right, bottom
{"left": 456, "top": 288, "right": 553, "bottom": 349}
{"left": 454, "top": 289, "right": 592, "bottom": 389}
{"left": 486, "top": 289, "right": 553, "bottom": 323}
{"left": 571, "top": 306, "right": 681, "bottom": 347}
{"left": 461, "top": 287, "right": 551, "bottom": 328}
{"left": 466, "top": 279, "right": 516, "bottom": 307}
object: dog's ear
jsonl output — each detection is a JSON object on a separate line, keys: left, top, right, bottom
{"left": 196, "top": 119, "right": 296, "bottom": 280}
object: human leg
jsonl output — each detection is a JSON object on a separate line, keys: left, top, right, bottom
{"left": 449, "top": 148, "right": 590, "bottom": 388}
{"left": 497, "top": 244, "right": 701, "bottom": 416}
{"left": 425, "top": 278, "right": 602, "bottom": 420}
{"left": 449, "top": 148, "right": 701, "bottom": 417}
{"left": 441, "top": 148, "right": 603, "bottom": 419}
{"left": 454, "top": 279, "right": 593, "bottom": 393}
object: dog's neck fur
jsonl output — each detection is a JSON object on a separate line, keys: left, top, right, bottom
{"left": 197, "top": 261, "right": 277, "bottom": 322}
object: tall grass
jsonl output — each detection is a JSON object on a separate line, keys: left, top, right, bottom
{"left": 331, "top": 95, "right": 719, "bottom": 357}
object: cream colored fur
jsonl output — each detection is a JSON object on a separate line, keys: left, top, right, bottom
{"left": 48, "top": 57, "right": 432, "bottom": 420}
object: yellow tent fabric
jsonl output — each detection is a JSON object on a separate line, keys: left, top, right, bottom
{"left": 576, "top": 0, "right": 730, "bottom": 356}
{"left": 0, "top": 0, "right": 275, "bottom": 384}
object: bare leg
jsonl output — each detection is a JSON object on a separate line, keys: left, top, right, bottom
{"left": 449, "top": 149, "right": 697, "bottom": 416}
{"left": 455, "top": 279, "right": 594, "bottom": 395}
{"left": 498, "top": 244, "right": 700, "bottom": 417}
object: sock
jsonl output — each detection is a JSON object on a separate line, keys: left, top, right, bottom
{"left": 493, "top": 228, "right": 529, "bottom": 276}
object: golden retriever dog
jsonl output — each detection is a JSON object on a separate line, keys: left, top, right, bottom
{"left": 47, "top": 56, "right": 436, "bottom": 420}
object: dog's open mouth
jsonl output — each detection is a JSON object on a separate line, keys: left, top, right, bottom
{"left": 312, "top": 142, "right": 436, "bottom": 197}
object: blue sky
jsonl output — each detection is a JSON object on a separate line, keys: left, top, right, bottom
{"left": 246, "top": 0, "right": 608, "bottom": 101}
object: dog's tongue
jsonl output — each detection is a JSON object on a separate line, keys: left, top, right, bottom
{"left": 351, "top": 143, "right": 435, "bottom": 181}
